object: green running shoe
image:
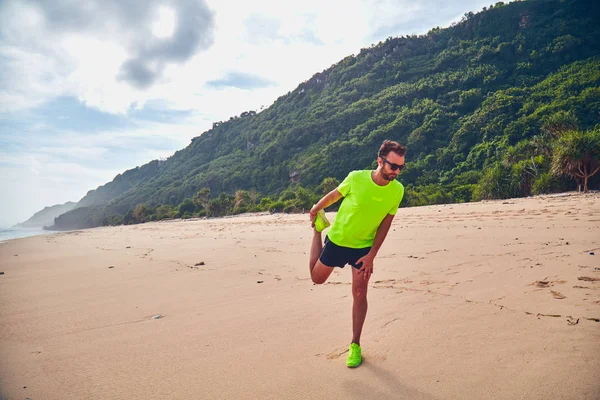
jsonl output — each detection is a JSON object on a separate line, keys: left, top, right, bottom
{"left": 346, "top": 343, "right": 362, "bottom": 368}
{"left": 314, "top": 209, "right": 330, "bottom": 232}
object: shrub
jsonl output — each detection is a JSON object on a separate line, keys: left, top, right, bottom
{"left": 268, "top": 201, "right": 285, "bottom": 213}
{"left": 531, "top": 172, "right": 557, "bottom": 195}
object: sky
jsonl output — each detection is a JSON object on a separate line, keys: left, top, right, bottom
{"left": 0, "top": 0, "right": 493, "bottom": 227}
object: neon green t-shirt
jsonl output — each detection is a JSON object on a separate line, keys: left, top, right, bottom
{"left": 327, "top": 170, "right": 404, "bottom": 249}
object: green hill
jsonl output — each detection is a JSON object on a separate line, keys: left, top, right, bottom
{"left": 50, "top": 0, "right": 600, "bottom": 230}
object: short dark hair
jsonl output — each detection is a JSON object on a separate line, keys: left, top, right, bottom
{"left": 378, "top": 140, "right": 406, "bottom": 158}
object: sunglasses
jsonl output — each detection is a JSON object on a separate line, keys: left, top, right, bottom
{"left": 381, "top": 157, "right": 406, "bottom": 171}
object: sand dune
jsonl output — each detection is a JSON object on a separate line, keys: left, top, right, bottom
{"left": 1, "top": 193, "right": 599, "bottom": 399}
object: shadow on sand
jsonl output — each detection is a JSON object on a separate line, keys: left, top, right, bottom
{"left": 343, "top": 357, "right": 440, "bottom": 400}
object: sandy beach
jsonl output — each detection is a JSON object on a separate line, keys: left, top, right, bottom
{"left": 1, "top": 193, "right": 599, "bottom": 400}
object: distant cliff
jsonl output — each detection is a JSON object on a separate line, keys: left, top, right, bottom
{"left": 15, "top": 202, "right": 77, "bottom": 229}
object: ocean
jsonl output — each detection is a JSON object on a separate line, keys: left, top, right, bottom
{"left": 0, "top": 228, "right": 58, "bottom": 243}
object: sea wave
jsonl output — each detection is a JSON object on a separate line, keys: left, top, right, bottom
{"left": 0, "top": 228, "right": 57, "bottom": 242}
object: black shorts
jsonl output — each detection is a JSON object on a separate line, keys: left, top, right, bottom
{"left": 319, "top": 236, "right": 372, "bottom": 269}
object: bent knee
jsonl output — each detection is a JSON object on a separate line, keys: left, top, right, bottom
{"left": 311, "top": 261, "right": 333, "bottom": 284}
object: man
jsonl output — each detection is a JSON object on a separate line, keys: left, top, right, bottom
{"left": 308, "top": 140, "right": 406, "bottom": 368}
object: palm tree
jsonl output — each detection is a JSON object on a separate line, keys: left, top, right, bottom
{"left": 532, "top": 111, "right": 579, "bottom": 158}
{"left": 193, "top": 188, "right": 211, "bottom": 209}
{"left": 233, "top": 190, "right": 251, "bottom": 214}
{"left": 541, "top": 110, "right": 578, "bottom": 139}
{"left": 248, "top": 190, "right": 260, "bottom": 206}
{"left": 551, "top": 127, "right": 600, "bottom": 193}
{"left": 530, "top": 134, "right": 552, "bottom": 158}
{"left": 193, "top": 188, "right": 212, "bottom": 216}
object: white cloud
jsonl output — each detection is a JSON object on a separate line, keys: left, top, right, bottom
{"left": 0, "top": 44, "right": 68, "bottom": 112}
{"left": 0, "top": 0, "right": 216, "bottom": 112}
{"left": 152, "top": 6, "right": 177, "bottom": 39}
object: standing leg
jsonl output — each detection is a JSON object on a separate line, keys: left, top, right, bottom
{"left": 346, "top": 266, "right": 370, "bottom": 367}
{"left": 351, "top": 266, "right": 370, "bottom": 345}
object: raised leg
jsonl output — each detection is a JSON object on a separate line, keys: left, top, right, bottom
{"left": 309, "top": 230, "right": 334, "bottom": 284}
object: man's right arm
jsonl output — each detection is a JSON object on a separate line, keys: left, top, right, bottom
{"left": 309, "top": 189, "right": 343, "bottom": 224}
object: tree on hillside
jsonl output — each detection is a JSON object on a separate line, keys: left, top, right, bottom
{"left": 133, "top": 204, "right": 149, "bottom": 223}
{"left": 193, "top": 188, "right": 211, "bottom": 210}
{"left": 542, "top": 110, "right": 579, "bottom": 139}
{"left": 318, "top": 177, "right": 340, "bottom": 195}
{"left": 551, "top": 127, "right": 600, "bottom": 192}
{"left": 178, "top": 199, "right": 196, "bottom": 217}
{"left": 531, "top": 111, "right": 580, "bottom": 157}
{"left": 233, "top": 190, "right": 252, "bottom": 214}
{"left": 155, "top": 204, "right": 176, "bottom": 220}
{"left": 209, "top": 193, "right": 234, "bottom": 217}
{"left": 248, "top": 190, "right": 260, "bottom": 205}
{"left": 530, "top": 134, "right": 553, "bottom": 158}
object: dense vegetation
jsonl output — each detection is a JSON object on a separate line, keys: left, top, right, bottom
{"left": 49, "top": 0, "right": 600, "bottom": 230}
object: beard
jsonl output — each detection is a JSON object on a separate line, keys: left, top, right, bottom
{"left": 380, "top": 169, "right": 397, "bottom": 181}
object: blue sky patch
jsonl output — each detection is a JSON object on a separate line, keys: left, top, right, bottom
{"left": 207, "top": 72, "right": 275, "bottom": 90}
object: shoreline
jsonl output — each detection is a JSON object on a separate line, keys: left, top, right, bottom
{"left": 3, "top": 190, "right": 593, "bottom": 244}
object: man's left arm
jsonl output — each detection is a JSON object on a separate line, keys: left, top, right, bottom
{"left": 356, "top": 213, "right": 395, "bottom": 281}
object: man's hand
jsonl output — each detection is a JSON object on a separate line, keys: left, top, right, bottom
{"left": 308, "top": 190, "right": 343, "bottom": 228}
{"left": 309, "top": 205, "right": 319, "bottom": 228}
{"left": 355, "top": 213, "right": 394, "bottom": 280}
{"left": 355, "top": 253, "right": 375, "bottom": 281}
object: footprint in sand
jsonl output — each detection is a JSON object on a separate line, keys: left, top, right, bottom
{"left": 317, "top": 347, "right": 348, "bottom": 360}
{"left": 578, "top": 276, "right": 600, "bottom": 282}
{"left": 551, "top": 290, "right": 566, "bottom": 299}
{"left": 531, "top": 279, "right": 566, "bottom": 288}
{"left": 373, "top": 279, "right": 397, "bottom": 289}
{"left": 374, "top": 279, "right": 396, "bottom": 284}
{"left": 420, "top": 280, "right": 447, "bottom": 286}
